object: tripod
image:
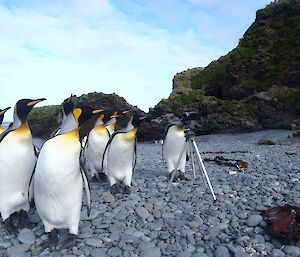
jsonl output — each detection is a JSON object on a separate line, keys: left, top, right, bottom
{"left": 168, "top": 128, "right": 217, "bottom": 200}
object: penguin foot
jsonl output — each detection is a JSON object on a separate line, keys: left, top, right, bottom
{"left": 91, "top": 176, "right": 99, "bottom": 182}
{"left": 110, "top": 184, "right": 119, "bottom": 195}
{"left": 29, "top": 200, "right": 35, "bottom": 208}
{"left": 18, "top": 210, "right": 31, "bottom": 229}
{"left": 124, "top": 185, "right": 131, "bottom": 195}
{"left": 39, "top": 230, "right": 59, "bottom": 250}
{"left": 59, "top": 234, "right": 77, "bottom": 250}
{"left": 4, "top": 217, "right": 18, "bottom": 234}
{"left": 178, "top": 172, "right": 190, "bottom": 181}
{"left": 98, "top": 173, "right": 107, "bottom": 181}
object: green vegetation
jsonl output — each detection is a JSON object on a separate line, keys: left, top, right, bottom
{"left": 287, "top": 90, "right": 300, "bottom": 106}
{"left": 191, "top": 63, "right": 227, "bottom": 88}
{"left": 29, "top": 105, "right": 60, "bottom": 119}
{"left": 230, "top": 47, "right": 256, "bottom": 62}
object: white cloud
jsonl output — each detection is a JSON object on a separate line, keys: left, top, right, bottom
{"left": 0, "top": 0, "right": 272, "bottom": 121}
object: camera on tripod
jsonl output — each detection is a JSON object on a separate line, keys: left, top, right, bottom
{"left": 167, "top": 111, "right": 216, "bottom": 200}
{"left": 180, "top": 112, "right": 200, "bottom": 138}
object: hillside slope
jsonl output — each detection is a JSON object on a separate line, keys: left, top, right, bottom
{"left": 28, "top": 92, "right": 142, "bottom": 139}
{"left": 150, "top": 0, "right": 300, "bottom": 138}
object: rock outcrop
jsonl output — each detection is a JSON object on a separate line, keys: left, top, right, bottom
{"left": 147, "top": 0, "right": 300, "bottom": 139}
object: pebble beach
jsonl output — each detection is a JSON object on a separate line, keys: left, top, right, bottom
{"left": 0, "top": 129, "right": 299, "bottom": 257}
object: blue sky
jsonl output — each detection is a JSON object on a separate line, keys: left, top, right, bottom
{"left": 0, "top": 0, "right": 272, "bottom": 121}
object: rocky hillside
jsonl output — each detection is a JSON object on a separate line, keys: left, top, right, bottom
{"left": 149, "top": 0, "right": 300, "bottom": 138}
{"left": 28, "top": 92, "right": 143, "bottom": 139}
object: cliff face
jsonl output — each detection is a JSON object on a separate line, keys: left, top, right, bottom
{"left": 149, "top": 0, "right": 300, "bottom": 138}
{"left": 28, "top": 92, "right": 142, "bottom": 139}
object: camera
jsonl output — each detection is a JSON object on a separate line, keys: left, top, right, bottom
{"left": 181, "top": 112, "right": 200, "bottom": 126}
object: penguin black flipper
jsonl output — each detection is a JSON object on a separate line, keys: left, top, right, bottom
{"left": 132, "top": 137, "right": 137, "bottom": 174}
{"left": 50, "top": 127, "right": 61, "bottom": 138}
{"left": 79, "top": 144, "right": 92, "bottom": 216}
{"left": 162, "top": 124, "right": 172, "bottom": 161}
{"left": 27, "top": 163, "right": 37, "bottom": 206}
{"left": 98, "top": 128, "right": 110, "bottom": 174}
{"left": 80, "top": 168, "right": 91, "bottom": 217}
{"left": 101, "top": 130, "right": 122, "bottom": 172}
{"left": 0, "top": 127, "right": 16, "bottom": 143}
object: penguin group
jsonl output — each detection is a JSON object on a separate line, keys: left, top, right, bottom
{"left": 0, "top": 96, "right": 147, "bottom": 249}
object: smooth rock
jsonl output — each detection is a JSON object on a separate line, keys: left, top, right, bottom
{"left": 136, "top": 207, "right": 151, "bottom": 220}
{"left": 214, "top": 245, "right": 230, "bottom": 257}
{"left": 6, "top": 244, "right": 31, "bottom": 256}
{"left": 246, "top": 215, "right": 262, "bottom": 227}
{"left": 85, "top": 238, "right": 103, "bottom": 248}
{"left": 283, "top": 245, "right": 300, "bottom": 257}
{"left": 140, "top": 247, "right": 161, "bottom": 257}
{"left": 18, "top": 229, "right": 36, "bottom": 244}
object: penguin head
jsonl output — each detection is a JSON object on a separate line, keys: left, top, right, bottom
{"left": 62, "top": 94, "right": 74, "bottom": 116}
{"left": 0, "top": 107, "right": 11, "bottom": 124}
{"left": 131, "top": 114, "right": 147, "bottom": 127}
{"left": 15, "top": 98, "right": 46, "bottom": 123}
{"left": 73, "top": 106, "right": 104, "bottom": 126}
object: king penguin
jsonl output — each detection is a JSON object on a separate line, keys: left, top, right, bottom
{"left": 50, "top": 94, "right": 74, "bottom": 138}
{"left": 0, "top": 98, "right": 46, "bottom": 232}
{"left": 33, "top": 106, "right": 103, "bottom": 249}
{"left": 0, "top": 107, "right": 11, "bottom": 133}
{"left": 104, "top": 114, "right": 146, "bottom": 195}
{"left": 162, "top": 120, "right": 188, "bottom": 181}
{"left": 84, "top": 112, "right": 111, "bottom": 181}
{"left": 105, "top": 111, "right": 119, "bottom": 135}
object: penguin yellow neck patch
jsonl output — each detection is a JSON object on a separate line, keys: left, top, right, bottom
{"left": 106, "top": 123, "right": 116, "bottom": 131}
{"left": 123, "top": 128, "right": 137, "bottom": 142}
{"left": 15, "top": 123, "right": 30, "bottom": 134}
{"left": 0, "top": 125, "right": 4, "bottom": 132}
{"left": 175, "top": 125, "right": 184, "bottom": 131}
{"left": 94, "top": 124, "right": 106, "bottom": 133}
{"left": 64, "top": 128, "right": 80, "bottom": 140}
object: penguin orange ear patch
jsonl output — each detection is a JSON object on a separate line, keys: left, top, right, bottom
{"left": 100, "top": 114, "right": 105, "bottom": 120}
{"left": 73, "top": 108, "right": 82, "bottom": 122}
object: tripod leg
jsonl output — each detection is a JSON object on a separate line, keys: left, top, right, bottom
{"left": 188, "top": 141, "right": 196, "bottom": 179}
{"left": 191, "top": 140, "right": 217, "bottom": 200}
{"left": 168, "top": 142, "right": 188, "bottom": 190}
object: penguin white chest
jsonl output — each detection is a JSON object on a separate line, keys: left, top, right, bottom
{"left": 163, "top": 126, "right": 186, "bottom": 173}
{"left": 107, "top": 133, "right": 135, "bottom": 181}
{"left": 0, "top": 126, "right": 36, "bottom": 220}
{"left": 34, "top": 133, "right": 83, "bottom": 234}
{"left": 86, "top": 127, "right": 109, "bottom": 171}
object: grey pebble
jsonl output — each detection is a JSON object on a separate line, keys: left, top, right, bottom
{"left": 17, "top": 229, "right": 36, "bottom": 245}
{"left": 136, "top": 207, "right": 151, "bottom": 220}
{"left": 214, "top": 245, "right": 230, "bottom": 257}
{"left": 140, "top": 247, "right": 161, "bottom": 257}
{"left": 283, "top": 245, "right": 300, "bottom": 257}
{"left": 272, "top": 249, "right": 286, "bottom": 257}
{"left": 107, "top": 247, "right": 122, "bottom": 257}
{"left": 90, "top": 248, "right": 108, "bottom": 257}
{"left": 85, "top": 238, "right": 103, "bottom": 247}
{"left": 246, "top": 215, "right": 263, "bottom": 227}
{"left": 6, "top": 244, "right": 31, "bottom": 256}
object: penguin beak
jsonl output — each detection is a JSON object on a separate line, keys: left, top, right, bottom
{"left": 92, "top": 108, "right": 105, "bottom": 114}
{"left": 0, "top": 107, "right": 11, "bottom": 115}
{"left": 110, "top": 111, "right": 119, "bottom": 118}
{"left": 67, "top": 94, "right": 73, "bottom": 103}
{"left": 27, "top": 98, "right": 46, "bottom": 107}
{"left": 139, "top": 116, "right": 147, "bottom": 121}
{"left": 122, "top": 110, "right": 130, "bottom": 114}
